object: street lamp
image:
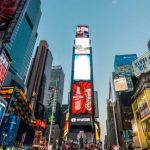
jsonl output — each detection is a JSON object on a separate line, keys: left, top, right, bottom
{"left": 2, "top": 132, "right": 7, "bottom": 146}
{"left": 47, "top": 80, "right": 57, "bottom": 150}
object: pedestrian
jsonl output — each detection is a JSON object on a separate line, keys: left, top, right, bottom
{"left": 84, "top": 139, "right": 89, "bottom": 150}
{"left": 79, "top": 136, "right": 84, "bottom": 150}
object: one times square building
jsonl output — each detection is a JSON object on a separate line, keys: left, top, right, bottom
{"left": 69, "top": 25, "right": 95, "bottom": 142}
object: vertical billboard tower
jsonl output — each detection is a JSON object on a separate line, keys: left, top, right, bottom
{"left": 69, "top": 25, "right": 94, "bottom": 142}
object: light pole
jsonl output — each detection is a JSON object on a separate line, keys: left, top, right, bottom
{"left": 48, "top": 80, "right": 57, "bottom": 150}
{"left": 2, "top": 132, "right": 7, "bottom": 147}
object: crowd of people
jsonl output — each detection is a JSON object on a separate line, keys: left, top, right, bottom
{"left": 59, "top": 137, "right": 102, "bottom": 150}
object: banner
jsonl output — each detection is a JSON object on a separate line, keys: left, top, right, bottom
{"left": 72, "top": 82, "right": 92, "bottom": 114}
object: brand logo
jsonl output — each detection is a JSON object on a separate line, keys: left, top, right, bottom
{"left": 85, "top": 88, "right": 92, "bottom": 111}
{"left": 71, "top": 118, "right": 76, "bottom": 122}
{"left": 71, "top": 117, "right": 91, "bottom": 122}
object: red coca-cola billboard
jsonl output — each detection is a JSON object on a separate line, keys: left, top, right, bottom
{"left": 72, "top": 82, "right": 92, "bottom": 114}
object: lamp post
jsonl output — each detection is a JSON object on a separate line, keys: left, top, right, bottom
{"left": 48, "top": 80, "right": 57, "bottom": 150}
{"left": 2, "top": 132, "right": 7, "bottom": 147}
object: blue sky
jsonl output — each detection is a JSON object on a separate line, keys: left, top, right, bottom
{"left": 35, "top": 0, "right": 150, "bottom": 142}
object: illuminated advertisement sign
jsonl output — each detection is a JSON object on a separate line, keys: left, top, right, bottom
{"left": 114, "top": 77, "right": 128, "bottom": 92}
{"left": 0, "top": 96, "right": 7, "bottom": 126}
{"left": 70, "top": 114, "right": 92, "bottom": 126}
{"left": 94, "top": 91, "right": 99, "bottom": 118}
{"left": 132, "top": 51, "right": 150, "bottom": 77}
{"left": 74, "top": 55, "right": 91, "bottom": 80}
{"left": 72, "top": 82, "right": 92, "bottom": 114}
{"left": 76, "top": 25, "right": 89, "bottom": 38}
{"left": 36, "top": 120, "right": 46, "bottom": 129}
{"left": 75, "top": 38, "right": 90, "bottom": 54}
{"left": 0, "top": 0, "right": 21, "bottom": 31}
{"left": 0, "top": 52, "right": 9, "bottom": 86}
{"left": 0, "top": 86, "right": 14, "bottom": 103}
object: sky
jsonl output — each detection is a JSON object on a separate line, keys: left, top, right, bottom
{"left": 35, "top": 0, "right": 150, "bottom": 142}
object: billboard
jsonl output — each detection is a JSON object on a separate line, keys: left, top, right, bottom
{"left": 94, "top": 91, "right": 99, "bottom": 118}
{"left": 114, "top": 77, "right": 128, "bottom": 92}
{"left": 0, "top": 96, "right": 7, "bottom": 126}
{"left": 0, "top": 86, "right": 14, "bottom": 103}
{"left": 76, "top": 25, "right": 89, "bottom": 38}
{"left": 0, "top": 0, "right": 21, "bottom": 31}
{"left": 75, "top": 38, "right": 90, "bottom": 53}
{"left": 0, "top": 114, "right": 20, "bottom": 146}
{"left": 0, "top": 52, "right": 10, "bottom": 86}
{"left": 63, "top": 112, "right": 69, "bottom": 137}
{"left": 70, "top": 114, "right": 92, "bottom": 126}
{"left": 74, "top": 55, "right": 91, "bottom": 80}
{"left": 132, "top": 51, "right": 150, "bottom": 77}
{"left": 71, "top": 82, "right": 92, "bottom": 114}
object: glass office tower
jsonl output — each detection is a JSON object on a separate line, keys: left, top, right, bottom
{"left": 5, "top": 0, "right": 42, "bottom": 80}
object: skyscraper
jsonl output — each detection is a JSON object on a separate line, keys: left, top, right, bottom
{"left": 27, "top": 40, "right": 53, "bottom": 119}
{"left": 69, "top": 25, "right": 95, "bottom": 142}
{"left": 44, "top": 66, "right": 65, "bottom": 124}
{"left": 5, "top": 0, "right": 42, "bottom": 80}
{"left": 113, "top": 54, "right": 137, "bottom": 147}
{"left": 44, "top": 66, "right": 65, "bottom": 146}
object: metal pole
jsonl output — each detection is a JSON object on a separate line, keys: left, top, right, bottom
{"left": 48, "top": 81, "right": 57, "bottom": 150}
{"left": 126, "top": 141, "right": 128, "bottom": 150}
{"left": 111, "top": 98, "right": 120, "bottom": 150}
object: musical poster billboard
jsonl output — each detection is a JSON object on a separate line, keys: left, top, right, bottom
{"left": 114, "top": 77, "right": 128, "bottom": 92}
{"left": 71, "top": 82, "right": 92, "bottom": 115}
{"left": 0, "top": 0, "right": 21, "bottom": 31}
{"left": 74, "top": 55, "right": 91, "bottom": 80}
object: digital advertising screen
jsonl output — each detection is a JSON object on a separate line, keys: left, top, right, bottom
{"left": 0, "top": 97, "right": 7, "bottom": 126}
{"left": 76, "top": 25, "right": 89, "bottom": 38}
{"left": 75, "top": 38, "right": 90, "bottom": 50}
{"left": 114, "top": 77, "right": 128, "bottom": 92}
{"left": 74, "top": 55, "right": 91, "bottom": 80}
{"left": 0, "top": 52, "right": 9, "bottom": 86}
{"left": 0, "top": 0, "right": 21, "bottom": 31}
{"left": 70, "top": 114, "right": 92, "bottom": 126}
{"left": 71, "top": 82, "right": 92, "bottom": 115}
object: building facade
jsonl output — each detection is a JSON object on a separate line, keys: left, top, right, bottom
{"left": 27, "top": 40, "right": 53, "bottom": 119}
{"left": 106, "top": 100, "right": 117, "bottom": 148}
{"left": 113, "top": 54, "right": 137, "bottom": 147}
{"left": 44, "top": 65, "right": 65, "bottom": 124}
{"left": 69, "top": 25, "right": 96, "bottom": 142}
{"left": 131, "top": 71, "right": 150, "bottom": 149}
{"left": 5, "top": 0, "right": 42, "bottom": 81}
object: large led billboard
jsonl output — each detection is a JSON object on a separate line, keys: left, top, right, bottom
{"left": 76, "top": 25, "right": 89, "bottom": 38}
{"left": 71, "top": 82, "right": 92, "bottom": 114}
{"left": 74, "top": 55, "right": 91, "bottom": 80}
{"left": 75, "top": 38, "right": 90, "bottom": 54}
{"left": 0, "top": 52, "right": 9, "bottom": 86}
{"left": 70, "top": 114, "right": 93, "bottom": 126}
{"left": 114, "top": 77, "right": 128, "bottom": 92}
{"left": 132, "top": 51, "right": 150, "bottom": 77}
{"left": 0, "top": 96, "right": 7, "bottom": 126}
{"left": 0, "top": 0, "right": 21, "bottom": 31}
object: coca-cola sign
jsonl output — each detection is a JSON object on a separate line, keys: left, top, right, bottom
{"left": 71, "top": 82, "right": 92, "bottom": 114}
